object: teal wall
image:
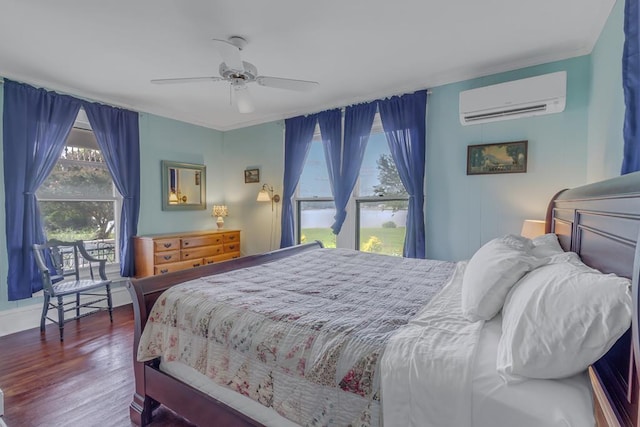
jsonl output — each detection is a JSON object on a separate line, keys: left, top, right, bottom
{"left": 587, "top": 0, "right": 625, "bottom": 182}
{"left": 427, "top": 56, "right": 590, "bottom": 260}
{"left": 137, "top": 113, "right": 223, "bottom": 235}
{"left": 220, "top": 121, "right": 285, "bottom": 256}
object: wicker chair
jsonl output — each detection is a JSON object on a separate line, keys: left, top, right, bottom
{"left": 33, "top": 240, "right": 113, "bottom": 341}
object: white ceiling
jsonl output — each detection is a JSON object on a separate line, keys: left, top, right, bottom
{"left": 0, "top": 0, "right": 615, "bottom": 131}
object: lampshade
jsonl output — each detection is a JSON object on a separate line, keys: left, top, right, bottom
{"left": 212, "top": 205, "right": 228, "bottom": 217}
{"left": 521, "top": 219, "right": 546, "bottom": 239}
{"left": 233, "top": 81, "right": 255, "bottom": 114}
{"left": 257, "top": 189, "right": 271, "bottom": 202}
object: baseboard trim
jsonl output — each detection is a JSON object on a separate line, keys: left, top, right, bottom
{"left": 0, "top": 281, "right": 132, "bottom": 338}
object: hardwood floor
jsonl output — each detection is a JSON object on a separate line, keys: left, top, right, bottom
{"left": 0, "top": 305, "right": 195, "bottom": 427}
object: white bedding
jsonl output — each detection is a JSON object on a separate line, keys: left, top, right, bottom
{"left": 158, "top": 260, "right": 594, "bottom": 427}
{"left": 472, "top": 314, "right": 594, "bottom": 427}
{"left": 381, "top": 261, "right": 483, "bottom": 427}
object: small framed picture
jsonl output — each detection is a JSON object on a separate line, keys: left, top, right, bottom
{"left": 467, "top": 140, "right": 528, "bottom": 175}
{"left": 244, "top": 168, "right": 260, "bottom": 183}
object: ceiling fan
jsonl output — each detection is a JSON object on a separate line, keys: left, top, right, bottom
{"left": 151, "top": 36, "right": 319, "bottom": 114}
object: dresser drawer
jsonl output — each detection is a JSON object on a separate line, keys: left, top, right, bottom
{"left": 224, "top": 242, "right": 240, "bottom": 253}
{"left": 182, "top": 235, "right": 223, "bottom": 249}
{"left": 154, "top": 259, "right": 204, "bottom": 275}
{"left": 204, "top": 252, "right": 240, "bottom": 265}
{"left": 182, "top": 245, "right": 223, "bottom": 260}
{"left": 223, "top": 232, "right": 240, "bottom": 243}
{"left": 154, "top": 238, "right": 181, "bottom": 252}
{"left": 153, "top": 250, "right": 181, "bottom": 265}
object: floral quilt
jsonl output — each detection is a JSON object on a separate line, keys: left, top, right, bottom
{"left": 138, "top": 248, "right": 455, "bottom": 426}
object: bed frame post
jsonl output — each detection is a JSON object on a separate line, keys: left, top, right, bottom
{"left": 126, "top": 278, "right": 157, "bottom": 426}
{"left": 130, "top": 386, "right": 155, "bottom": 427}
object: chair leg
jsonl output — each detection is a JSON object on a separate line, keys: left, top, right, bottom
{"left": 106, "top": 283, "right": 113, "bottom": 323}
{"left": 40, "top": 294, "right": 50, "bottom": 332}
{"left": 57, "top": 295, "right": 65, "bottom": 342}
{"left": 76, "top": 292, "right": 80, "bottom": 318}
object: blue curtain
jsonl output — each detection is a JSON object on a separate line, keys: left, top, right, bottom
{"left": 323, "top": 102, "right": 376, "bottom": 234}
{"left": 378, "top": 90, "right": 427, "bottom": 258}
{"left": 280, "top": 114, "right": 318, "bottom": 248}
{"left": 83, "top": 102, "right": 140, "bottom": 277}
{"left": 3, "top": 80, "right": 81, "bottom": 300}
{"left": 317, "top": 109, "right": 343, "bottom": 232}
{"left": 623, "top": 0, "right": 640, "bottom": 174}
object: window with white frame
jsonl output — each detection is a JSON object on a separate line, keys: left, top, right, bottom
{"left": 296, "top": 113, "right": 409, "bottom": 256}
{"left": 36, "top": 110, "right": 121, "bottom": 270}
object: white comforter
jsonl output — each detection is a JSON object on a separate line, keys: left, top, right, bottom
{"left": 381, "top": 261, "right": 484, "bottom": 427}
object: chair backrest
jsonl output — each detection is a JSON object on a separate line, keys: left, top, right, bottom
{"left": 33, "top": 240, "right": 85, "bottom": 292}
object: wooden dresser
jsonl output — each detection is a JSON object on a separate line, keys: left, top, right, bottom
{"left": 133, "top": 230, "right": 241, "bottom": 278}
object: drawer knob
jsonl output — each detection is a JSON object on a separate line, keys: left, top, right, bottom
{"left": 193, "top": 263, "right": 200, "bottom": 267}
{"left": 184, "top": 253, "right": 190, "bottom": 257}
{"left": 207, "top": 260, "right": 214, "bottom": 264}
{"left": 163, "top": 243, "right": 172, "bottom": 248}
{"left": 228, "top": 245, "right": 235, "bottom": 250}
{"left": 184, "top": 241, "right": 190, "bottom": 246}
{"left": 163, "top": 255, "right": 172, "bottom": 260}
{"left": 160, "top": 269, "right": 168, "bottom": 274}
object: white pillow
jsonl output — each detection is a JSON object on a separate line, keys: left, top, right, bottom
{"left": 531, "top": 233, "right": 564, "bottom": 258}
{"left": 497, "top": 261, "right": 631, "bottom": 381}
{"left": 461, "top": 235, "right": 545, "bottom": 321}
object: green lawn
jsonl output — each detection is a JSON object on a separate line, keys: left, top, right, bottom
{"left": 46, "top": 228, "right": 99, "bottom": 242}
{"left": 301, "top": 227, "right": 406, "bottom": 256}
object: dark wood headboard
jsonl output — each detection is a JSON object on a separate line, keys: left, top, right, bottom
{"left": 546, "top": 171, "right": 640, "bottom": 426}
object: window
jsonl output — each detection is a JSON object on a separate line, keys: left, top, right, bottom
{"left": 296, "top": 114, "right": 409, "bottom": 255}
{"left": 297, "top": 138, "right": 336, "bottom": 248}
{"left": 36, "top": 110, "right": 121, "bottom": 270}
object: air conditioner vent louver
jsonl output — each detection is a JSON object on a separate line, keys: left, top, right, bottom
{"left": 459, "top": 72, "right": 566, "bottom": 125}
{"left": 463, "top": 104, "right": 547, "bottom": 123}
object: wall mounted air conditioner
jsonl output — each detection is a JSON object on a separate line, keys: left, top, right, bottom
{"left": 459, "top": 71, "right": 566, "bottom": 125}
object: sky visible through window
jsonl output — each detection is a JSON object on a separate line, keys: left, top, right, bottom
{"left": 299, "top": 132, "right": 390, "bottom": 197}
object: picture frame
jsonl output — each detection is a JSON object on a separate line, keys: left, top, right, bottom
{"left": 467, "top": 140, "right": 528, "bottom": 175}
{"left": 244, "top": 168, "right": 260, "bottom": 183}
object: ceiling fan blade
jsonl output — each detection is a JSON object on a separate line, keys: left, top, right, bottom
{"left": 151, "top": 76, "right": 223, "bottom": 84}
{"left": 232, "top": 82, "right": 255, "bottom": 113}
{"left": 256, "top": 76, "right": 319, "bottom": 92}
{"left": 212, "top": 38, "right": 245, "bottom": 72}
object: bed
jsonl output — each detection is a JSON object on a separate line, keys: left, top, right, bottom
{"left": 127, "top": 171, "right": 640, "bottom": 427}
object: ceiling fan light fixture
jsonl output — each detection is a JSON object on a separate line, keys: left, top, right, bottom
{"left": 232, "top": 80, "right": 254, "bottom": 113}
{"left": 151, "top": 35, "right": 318, "bottom": 114}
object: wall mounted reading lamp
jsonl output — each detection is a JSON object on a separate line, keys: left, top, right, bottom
{"left": 257, "top": 184, "right": 280, "bottom": 211}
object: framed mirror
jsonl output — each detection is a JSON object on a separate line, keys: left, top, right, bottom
{"left": 161, "top": 160, "right": 206, "bottom": 211}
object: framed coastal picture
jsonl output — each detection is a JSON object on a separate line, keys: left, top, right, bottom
{"left": 467, "top": 140, "right": 528, "bottom": 175}
{"left": 244, "top": 168, "right": 260, "bottom": 183}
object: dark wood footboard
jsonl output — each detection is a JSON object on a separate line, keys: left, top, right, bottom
{"left": 126, "top": 241, "right": 323, "bottom": 426}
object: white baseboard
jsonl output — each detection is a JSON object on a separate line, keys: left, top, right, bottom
{"left": 0, "top": 281, "right": 132, "bottom": 338}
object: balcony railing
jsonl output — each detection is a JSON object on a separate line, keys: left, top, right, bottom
{"left": 57, "top": 239, "right": 117, "bottom": 270}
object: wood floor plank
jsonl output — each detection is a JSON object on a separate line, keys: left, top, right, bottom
{"left": 0, "top": 305, "right": 195, "bottom": 427}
